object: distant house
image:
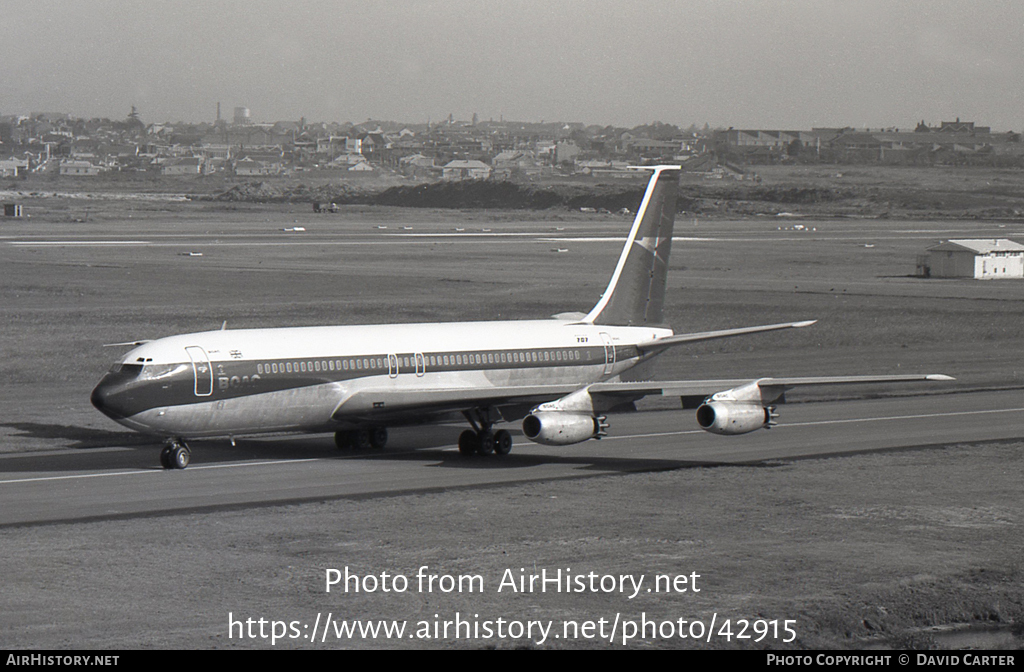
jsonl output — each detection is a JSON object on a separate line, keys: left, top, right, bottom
{"left": 492, "top": 150, "right": 544, "bottom": 178}
{"left": 0, "top": 157, "right": 29, "bottom": 177}
{"left": 317, "top": 136, "right": 361, "bottom": 155}
{"left": 399, "top": 154, "right": 438, "bottom": 178}
{"left": 921, "top": 239, "right": 1024, "bottom": 279}
{"left": 162, "top": 157, "right": 203, "bottom": 176}
{"left": 326, "top": 153, "right": 367, "bottom": 168}
{"left": 555, "top": 140, "right": 581, "bottom": 164}
{"left": 59, "top": 159, "right": 102, "bottom": 176}
{"left": 442, "top": 159, "right": 491, "bottom": 181}
{"left": 234, "top": 157, "right": 282, "bottom": 176}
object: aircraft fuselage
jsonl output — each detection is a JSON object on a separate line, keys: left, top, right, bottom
{"left": 91, "top": 319, "right": 672, "bottom": 439}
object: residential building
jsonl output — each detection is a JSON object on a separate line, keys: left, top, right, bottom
{"left": 0, "top": 157, "right": 29, "bottom": 177}
{"left": 59, "top": 159, "right": 102, "bottom": 176}
{"left": 442, "top": 159, "right": 491, "bottom": 181}
{"left": 162, "top": 157, "right": 204, "bottom": 176}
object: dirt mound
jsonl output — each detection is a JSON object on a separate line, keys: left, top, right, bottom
{"left": 214, "top": 181, "right": 287, "bottom": 202}
{"left": 373, "top": 181, "right": 699, "bottom": 212}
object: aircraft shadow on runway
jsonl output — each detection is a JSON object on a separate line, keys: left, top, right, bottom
{"left": 0, "top": 422, "right": 154, "bottom": 449}
{"left": 0, "top": 420, "right": 788, "bottom": 475}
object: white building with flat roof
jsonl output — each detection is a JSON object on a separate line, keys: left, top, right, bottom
{"left": 923, "top": 239, "right": 1024, "bottom": 279}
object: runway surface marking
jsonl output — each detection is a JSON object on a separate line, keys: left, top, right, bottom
{"left": 2, "top": 405, "right": 1020, "bottom": 486}
{"left": 0, "top": 457, "right": 322, "bottom": 485}
{"left": 600, "top": 406, "right": 1024, "bottom": 441}
{"left": 8, "top": 229, "right": 1018, "bottom": 247}
{"left": 6, "top": 240, "right": 151, "bottom": 246}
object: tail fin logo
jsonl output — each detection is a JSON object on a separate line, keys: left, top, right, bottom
{"left": 584, "top": 166, "right": 680, "bottom": 327}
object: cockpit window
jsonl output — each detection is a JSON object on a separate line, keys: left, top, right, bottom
{"left": 109, "top": 363, "right": 144, "bottom": 377}
{"left": 139, "top": 363, "right": 189, "bottom": 381}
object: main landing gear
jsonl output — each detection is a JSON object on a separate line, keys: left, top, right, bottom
{"left": 334, "top": 426, "right": 388, "bottom": 451}
{"left": 160, "top": 438, "right": 191, "bottom": 470}
{"left": 459, "top": 409, "right": 513, "bottom": 457}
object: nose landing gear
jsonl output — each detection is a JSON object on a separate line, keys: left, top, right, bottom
{"left": 160, "top": 438, "right": 191, "bottom": 469}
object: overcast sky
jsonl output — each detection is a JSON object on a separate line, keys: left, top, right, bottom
{"left": 3, "top": 0, "right": 1022, "bottom": 130}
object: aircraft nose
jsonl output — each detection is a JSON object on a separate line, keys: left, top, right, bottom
{"left": 91, "top": 378, "right": 120, "bottom": 418}
{"left": 91, "top": 371, "right": 138, "bottom": 420}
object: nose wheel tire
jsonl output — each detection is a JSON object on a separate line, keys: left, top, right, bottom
{"left": 160, "top": 440, "right": 191, "bottom": 470}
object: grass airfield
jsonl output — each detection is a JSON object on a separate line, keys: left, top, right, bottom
{"left": 1, "top": 187, "right": 1023, "bottom": 649}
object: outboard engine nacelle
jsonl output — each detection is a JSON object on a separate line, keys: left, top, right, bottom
{"left": 523, "top": 412, "right": 606, "bottom": 446}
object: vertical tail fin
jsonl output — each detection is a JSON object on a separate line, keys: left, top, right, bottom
{"left": 584, "top": 166, "right": 680, "bottom": 327}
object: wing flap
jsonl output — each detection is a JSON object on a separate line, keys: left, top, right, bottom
{"left": 331, "top": 383, "right": 585, "bottom": 422}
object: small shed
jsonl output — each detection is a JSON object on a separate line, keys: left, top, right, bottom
{"left": 921, "top": 239, "right": 1024, "bottom": 279}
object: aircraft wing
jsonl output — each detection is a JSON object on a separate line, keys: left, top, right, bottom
{"left": 332, "top": 374, "right": 953, "bottom": 424}
{"left": 590, "top": 374, "right": 954, "bottom": 397}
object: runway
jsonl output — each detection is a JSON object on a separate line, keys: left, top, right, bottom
{"left": 1, "top": 389, "right": 1020, "bottom": 527}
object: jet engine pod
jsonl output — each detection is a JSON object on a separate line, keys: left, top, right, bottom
{"left": 696, "top": 401, "right": 772, "bottom": 435}
{"left": 522, "top": 412, "right": 603, "bottom": 446}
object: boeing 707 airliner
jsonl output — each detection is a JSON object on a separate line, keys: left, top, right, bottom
{"left": 91, "top": 166, "right": 951, "bottom": 469}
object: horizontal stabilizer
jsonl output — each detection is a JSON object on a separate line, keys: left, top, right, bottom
{"left": 102, "top": 340, "right": 153, "bottom": 348}
{"left": 637, "top": 320, "right": 817, "bottom": 351}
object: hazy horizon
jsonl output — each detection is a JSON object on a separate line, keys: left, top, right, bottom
{"left": 4, "top": 0, "right": 1023, "bottom": 132}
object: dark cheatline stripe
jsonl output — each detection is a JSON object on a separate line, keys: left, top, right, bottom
{"left": 97, "top": 343, "right": 644, "bottom": 418}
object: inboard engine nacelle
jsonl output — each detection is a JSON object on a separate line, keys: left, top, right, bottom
{"left": 694, "top": 380, "right": 781, "bottom": 435}
{"left": 522, "top": 412, "right": 608, "bottom": 446}
{"left": 696, "top": 401, "right": 775, "bottom": 435}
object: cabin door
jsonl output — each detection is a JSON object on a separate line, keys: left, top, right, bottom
{"left": 599, "top": 332, "right": 616, "bottom": 375}
{"left": 185, "top": 346, "right": 214, "bottom": 397}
